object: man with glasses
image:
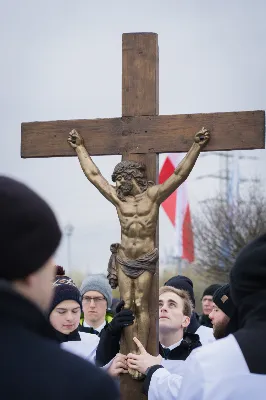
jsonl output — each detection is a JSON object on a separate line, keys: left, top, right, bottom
{"left": 79, "top": 274, "right": 135, "bottom": 338}
{"left": 79, "top": 274, "right": 113, "bottom": 335}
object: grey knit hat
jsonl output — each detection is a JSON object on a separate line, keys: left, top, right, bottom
{"left": 80, "top": 274, "right": 112, "bottom": 308}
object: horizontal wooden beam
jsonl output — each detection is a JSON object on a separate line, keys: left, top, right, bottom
{"left": 21, "top": 110, "right": 265, "bottom": 158}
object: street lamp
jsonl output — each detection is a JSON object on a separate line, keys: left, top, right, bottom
{"left": 65, "top": 223, "right": 74, "bottom": 274}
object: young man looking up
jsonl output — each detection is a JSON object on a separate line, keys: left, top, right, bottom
{"left": 165, "top": 275, "right": 215, "bottom": 345}
{"left": 127, "top": 286, "right": 201, "bottom": 389}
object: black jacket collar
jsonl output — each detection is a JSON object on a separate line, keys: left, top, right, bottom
{"left": 79, "top": 324, "right": 100, "bottom": 336}
{"left": 159, "top": 332, "right": 201, "bottom": 360}
{"left": 0, "top": 282, "right": 57, "bottom": 342}
{"left": 54, "top": 327, "right": 81, "bottom": 343}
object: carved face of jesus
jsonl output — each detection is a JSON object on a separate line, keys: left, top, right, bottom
{"left": 112, "top": 161, "right": 149, "bottom": 201}
{"left": 115, "top": 174, "right": 134, "bottom": 198}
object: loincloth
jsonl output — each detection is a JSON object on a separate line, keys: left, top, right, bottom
{"left": 107, "top": 243, "right": 158, "bottom": 289}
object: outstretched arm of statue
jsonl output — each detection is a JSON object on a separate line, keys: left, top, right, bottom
{"left": 150, "top": 127, "right": 210, "bottom": 204}
{"left": 67, "top": 129, "right": 116, "bottom": 204}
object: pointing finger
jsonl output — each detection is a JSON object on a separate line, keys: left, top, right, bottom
{"left": 133, "top": 337, "right": 146, "bottom": 354}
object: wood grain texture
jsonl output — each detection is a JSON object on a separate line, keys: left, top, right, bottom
{"left": 119, "top": 33, "right": 159, "bottom": 400}
{"left": 21, "top": 110, "right": 265, "bottom": 158}
{"left": 122, "top": 32, "right": 159, "bottom": 116}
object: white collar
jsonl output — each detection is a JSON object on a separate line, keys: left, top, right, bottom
{"left": 83, "top": 320, "right": 106, "bottom": 333}
{"left": 161, "top": 338, "right": 183, "bottom": 351}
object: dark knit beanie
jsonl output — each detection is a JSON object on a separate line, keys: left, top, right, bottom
{"left": 213, "top": 284, "right": 235, "bottom": 318}
{"left": 230, "top": 233, "right": 266, "bottom": 306}
{"left": 202, "top": 284, "right": 222, "bottom": 299}
{"left": 49, "top": 267, "right": 82, "bottom": 314}
{"left": 0, "top": 176, "right": 61, "bottom": 280}
{"left": 165, "top": 275, "right": 195, "bottom": 307}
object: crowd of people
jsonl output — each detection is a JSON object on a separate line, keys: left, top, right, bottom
{"left": 1, "top": 175, "right": 265, "bottom": 399}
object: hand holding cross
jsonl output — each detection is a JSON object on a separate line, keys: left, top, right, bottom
{"left": 127, "top": 337, "right": 162, "bottom": 375}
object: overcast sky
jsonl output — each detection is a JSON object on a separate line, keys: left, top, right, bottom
{"left": 1, "top": 0, "right": 266, "bottom": 275}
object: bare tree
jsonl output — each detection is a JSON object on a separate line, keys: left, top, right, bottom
{"left": 192, "top": 185, "right": 266, "bottom": 281}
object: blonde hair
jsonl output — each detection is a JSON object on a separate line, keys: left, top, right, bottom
{"left": 159, "top": 286, "right": 193, "bottom": 318}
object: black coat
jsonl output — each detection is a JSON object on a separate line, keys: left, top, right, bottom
{"left": 96, "top": 324, "right": 120, "bottom": 366}
{"left": 199, "top": 313, "right": 213, "bottom": 328}
{"left": 0, "top": 286, "right": 119, "bottom": 400}
{"left": 159, "top": 332, "right": 201, "bottom": 360}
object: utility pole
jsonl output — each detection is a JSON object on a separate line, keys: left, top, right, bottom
{"left": 64, "top": 224, "right": 74, "bottom": 275}
{"left": 196, "top": 151, "right": 260, "bottom": 267}
{"left": 198, "top": 151, "right": 260, "bottom": 203}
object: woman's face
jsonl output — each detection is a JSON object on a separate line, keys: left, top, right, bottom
{"left": 50, "top": 300, "right": 81, "bottom": 334}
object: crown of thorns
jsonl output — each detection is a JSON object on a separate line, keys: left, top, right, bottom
{"left": 111, "top": 160, "right": 147, "bottom": 182}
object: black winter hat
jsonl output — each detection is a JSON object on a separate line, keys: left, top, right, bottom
{"left": 49, "top": 267, "right": 82, "bottom": 314}
{"left": 213, "top": 284, "right": 235, "bottom": 318}
{"left": 230, "top": 233, "right": 266, "bottom": 306}
{"left": 165, "top": 275, "right": 195, "bottom": 307}
{"left": 202, "top": 284, "right": 222, "bottom": 299}
{"left": 0, "top": 176, "right": 61, "bottom": 280}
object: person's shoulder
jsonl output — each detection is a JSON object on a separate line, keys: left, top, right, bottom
{"left": 196, "top": 325, "right": 215, "bottom": 344}
{"left": 41, "top": 341, "right": 118, "bottom": 397}
{"left": 214, "top": 373, "right": 266, "bottom": 400}
{"left": 196, "top": 325, "right": 212, "bottom": 334}
{"left": 189, "top": 334, "right": 249, "bottom": 376}
{"left": 1, "top": 327, "right": 118, "bottom": 398}
{"left": 64, "top": 349, "right": 119, "bottom": 399}
{"left": 193, "top": 334, "right": 236, "bottom": 357}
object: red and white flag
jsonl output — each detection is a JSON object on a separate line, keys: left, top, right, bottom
{"left": 159, "top": 154, "right": 195, "bottom": 263}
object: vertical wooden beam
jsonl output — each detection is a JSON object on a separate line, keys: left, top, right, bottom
{"left": 120, "top": 32, "right": 159, "bottom": 400}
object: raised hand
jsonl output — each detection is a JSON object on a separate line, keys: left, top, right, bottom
{"left": 108, "top": 300, "right": 135, "bottom": 335}
{"left": 127, "top": 337, "right": 162, "bottom": 375}
{"left": 67, "top": 129, "right": 84, "bottom": 149}
{"left": 194, "top": 127, "right": 210, "bottom": 148}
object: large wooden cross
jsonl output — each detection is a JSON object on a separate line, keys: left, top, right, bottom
{"left": 21, "top": 33, "right": 265, "bottom": 400}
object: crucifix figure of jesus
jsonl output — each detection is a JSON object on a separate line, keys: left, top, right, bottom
{"left": 67, "top": 127, "right": 209, "bottom": 379}
{"left": 21, "top": 32, "right": 264, "bottom": 398}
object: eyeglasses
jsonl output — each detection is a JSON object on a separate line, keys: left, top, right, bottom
{"left": 82, "top": 296, "right": 106, "bottom": 304}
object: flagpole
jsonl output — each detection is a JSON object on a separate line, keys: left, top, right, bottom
{"left": 177, "top": 256, "right": 182, "bottom": 275}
